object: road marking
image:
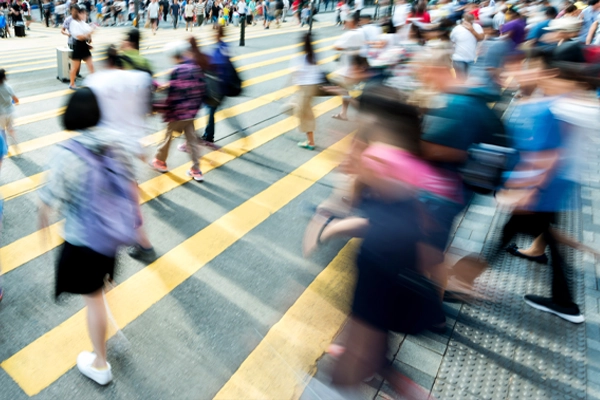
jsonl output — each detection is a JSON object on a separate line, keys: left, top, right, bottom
{"left": 1, "top": 132, "right": 351, "bottom": 397}
{"left": 0, "top": 97, "right": 342, "bottom": 274}
{"left": 13, "top": 107, "right": 66, "bottom": 127}
{"left": 5, "top": 22, "right": 334, "bottom": 74}
{"left": 215, "top": 241, "right": 357, "bottom": 400}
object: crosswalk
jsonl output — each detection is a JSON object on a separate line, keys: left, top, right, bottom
{"left": 0, "top": 19, "right": 357, "bottom": 399}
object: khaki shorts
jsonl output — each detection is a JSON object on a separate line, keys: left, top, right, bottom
{"left": 0, "top": 114, "right": 14, "bottom": 133}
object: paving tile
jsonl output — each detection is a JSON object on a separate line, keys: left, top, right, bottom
{"left": 589, "top": 382, "right": 600, "bottom": 400}
{"left": 469, "top": 230, "right": 488, "bottom": 243}
{"left": 470, "top": 195, "right": 497, "bottom": 207}
{"left": 464, "top": 212, "right": 494, "bottom": 224}
{"left": 407, "top": 332, "right": 448, "bottom": 355}
{"left": 455, "top": 227, "right": 472, "bottom": 240}
{"left": 450, "top": 237, "right": 485, "bottom": 254}
{"left": 467, "top": 204, "right": 496, "bottom": 216}
{"left": 396, "top": 339, "right": 443, "bottom": 377}
{"left": 459, "top": 218, "right": 493, "bottom": 232}
{"left": 392, "top": 360, "right": 435, "bottom": 390}
{"left": 589, "top": 339, "right": 600, "bottom": 352}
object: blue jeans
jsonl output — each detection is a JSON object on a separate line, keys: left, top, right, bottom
{"left": 203, "top": 102, "right": 244, "bottom": 142}
{"left": 452, "top": 60, "right": 473, "bottom": 80}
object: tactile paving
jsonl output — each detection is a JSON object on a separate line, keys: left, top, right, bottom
{"left": 432, "top": 198, "right": 587, "bottom": 400}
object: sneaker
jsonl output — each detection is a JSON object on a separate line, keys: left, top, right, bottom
{"left": 151, "top": 158, "right": 168, "bottom": 172}
{"left": 76, "top": 352, "right": 112, "bottom": 385}
{"left": 187, "top": 168, "right": 204, "bottom": 182}
{"left": 177, "top": 143, "right": 189, "bottom": 153}
{"left": 201, "top": 139, "right": 221, "bottom": 151}
{"left": 524, "top": 294, "right": 585, "bottom": 324}
{"left": 127, "top": 245, "right": 156, "bottom": 262}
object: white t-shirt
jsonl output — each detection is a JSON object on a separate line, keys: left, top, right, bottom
{"left": 185, "top": 3, "right": 195, "bottom": 16}
{"left": 334, "top": 28, "right": 366, "bottom": 75}
{"left": 392, "top": 3, "right": 410, "bottom": 27}
{"left": 492, "top": 11, "right": 505, "bottom": 30}
{"left": 69, "top": 19, "right": 92, "bottom": 40}
{"left": 55, "top": 3, "right": 66, "bottom": 15}
{"left": 450, "top": 23, "right": 483, "bottom": 62}
{"left": 148, "top": 2, "right": 160, "bottom": 18}
{"left": 360, "top": 23, "right": 382, "bottom": 56}
{"left": 354, "top": 0, "right": 363, "bottom": 11}
{"left": 291, "top": 56, "right": 323, "bottom": 85}
{"left": 236, "top": 0, "right": 247, "bottom": 14}
{"left": 84, "top": 70, "right": 153, "bottom": 157}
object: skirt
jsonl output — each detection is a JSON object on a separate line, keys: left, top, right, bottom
{"left": 71, "top": 39, "right": 92, "bottom": 61}
{"left": 55, "top": 242, "right": 115, "bottom": 299}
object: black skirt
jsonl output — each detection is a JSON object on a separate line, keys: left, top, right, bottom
{"left": 55, "top": 242, "right": 115, "bottom": 299}
{"left": 71, "top": 40, "right": 91, "bottom": 61}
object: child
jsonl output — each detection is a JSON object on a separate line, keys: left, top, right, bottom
{"left": 300, "top": 3, "right": 309, "bottom": 26}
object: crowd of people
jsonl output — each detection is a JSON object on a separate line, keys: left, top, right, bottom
{"left": 1, "top": 0, "right": 600, "bottom": 397}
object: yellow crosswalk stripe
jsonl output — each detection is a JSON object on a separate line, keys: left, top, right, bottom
{"left": 215, "top": 240, "right": 357, "bottom": 399}
{"left": 0, "top": 97, "right": 342, "bottom": 275}
{"left": 1, "top": 130, "right": 351, "bottom": 397}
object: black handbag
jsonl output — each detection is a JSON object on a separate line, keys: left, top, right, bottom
{"left": 460, "top": 143, "right": 519, "bottom": 195}
{"left": 203, "top": 72, "right": 224, "bottom": 108}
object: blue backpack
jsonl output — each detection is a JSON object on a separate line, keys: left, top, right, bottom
{"left": 0, "top": 15, "right": 6, "bottom": 29}
{"left": 61, "top": 140, "right": 139, "bottom": 257}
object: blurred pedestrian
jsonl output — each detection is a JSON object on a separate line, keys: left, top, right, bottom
{"left": 38, "top": 88, "right": 139, "bottom": 386}
{"left": 68, "top": 5, "right": 95, "bottom": 89}
{"left": 0, "top": 69, "right": 19, "bottom": 146}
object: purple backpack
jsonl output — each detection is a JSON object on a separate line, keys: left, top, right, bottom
{"left": 62, "top": 140, "right": 139, "bottom": 257}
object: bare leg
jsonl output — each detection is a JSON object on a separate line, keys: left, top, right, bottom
{"left": 70, "top": 59, "right": 81, "bottom": 87}
{"left": 83, "top": 289, "right": 108, "bottom": 368}
{"left": 84, "top": 57, "right": 95, "bottom": 74}
{"left": 516, "top": 234, "right": 546, "bottom": 257}
{"left": 306, "top": 131, "right": 315, "bottom": 146}
{"left": 321, "top": 217, "right": 369, "bottom": 242}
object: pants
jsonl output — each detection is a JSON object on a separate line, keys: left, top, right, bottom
{"left": 196, "top": 14, "right": 204, "bottom": 25}
{"left": 203, "top": 101, "right": 244, "bottom": 142}
{"left": 296, "top": 84, "right": 317, "bottom": 133}
{"left": 155, "top": 120, "right": 201, "bottom": 170}
{"left": 452, "top": 60, "right": 472, "bottom": 80}
{"left": 44, "top": 10, "right": 51, "bottom": 27}
{"left": 486, "top": 212, "right": 574, "bottom": 306}
{"left": 163, "top": 9, "right": 169, "bottom": 21}
{"left": 173, "top": 14, "right": 178, "bottom": 28}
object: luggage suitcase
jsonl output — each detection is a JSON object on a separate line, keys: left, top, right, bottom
{"left": 14, "top": 23, "right": 25, "bottom": 37}
{"left": 56, "top": 47, "right": 73, "bottom": 82}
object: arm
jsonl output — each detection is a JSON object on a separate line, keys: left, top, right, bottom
{"left": 464, "top": 22, "right": 484, "bottom": 41}
{"left": 12, "top": 95, "right": 19, "bottom": 105}
{"left": 421, "top": 141, "right": 467, "bottom": 163}
{"left": 587, "top": 20, "right": 598, "bottom": 45}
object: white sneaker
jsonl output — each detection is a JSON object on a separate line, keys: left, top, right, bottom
{"left": 76, "top": 351, "right": 113, "bottom": 385}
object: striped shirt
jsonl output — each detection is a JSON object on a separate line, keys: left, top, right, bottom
{"left": 194, "top": 2, "right": 205, "bottom": 14}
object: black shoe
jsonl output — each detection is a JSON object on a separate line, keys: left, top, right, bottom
{"left": 127, "top": 245, "right": 156, "bottom": 262}
{"left": 524, "top": 294, "right": 584, "bottom": 324}
{"left": 506, "top": 244, "right": 548, "bottom": 264}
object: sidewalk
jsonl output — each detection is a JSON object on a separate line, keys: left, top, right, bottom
{"left": 306, "top": 104, "right": 600, "bottom": 399}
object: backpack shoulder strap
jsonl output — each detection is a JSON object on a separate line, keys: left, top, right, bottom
{"left": 61, "top": 139, "right": 103, "bottom": 166}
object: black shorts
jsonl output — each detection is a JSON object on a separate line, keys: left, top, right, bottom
{"left": 55, "top": 242, "right": 115, "bottom": 299}
{"left": 150, "top": 17, "right": 157, "bottom": 23}
{"left": 185, "top": 16, "right": 193, "bottom": 22}
{"left": 71, "top": 40, "right": 91, "bottom": 60}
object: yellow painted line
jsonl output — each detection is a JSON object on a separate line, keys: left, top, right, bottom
{"left": 0, "top": 172, "right": 48, "bottom": 201}
{"left": 215, "top": 241, "right": 356, "bottom": 400}
{"left": 7, "top": 131, "right": 77, "bottom": 158}
{"left": 243, "top": 54, "right": 338, "bottom": 87}
{"left": 0, "top": 97, "right": 342, "bottom": 275}
{"left": 6, "top": 22, "right": 334, "bottom": 74}
{"left": 18, "top": 90, "right": 73, "bottom": 105}
{"left": 237, "top": 45, "right": 333, "bottom": 73}
{"left": 13, "top": 107, "right": 66, "bottom": 127}
{"left": 1, "top": 129, "right": 351, "bottom": 397}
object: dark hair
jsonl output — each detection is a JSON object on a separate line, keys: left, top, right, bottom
{"left": 125, "top": 28, "right": 141, "bottom": 50}
{"left": 589, "top": 0, "right": 599, "bottom": 6}
{"left": 0, "top": 69, "right": 6, "bottom": 84}
{"left": 359, "top": 84, "right": 421, "bottom": 155}
{"left": 106, "top": 45, "right": 123, "bottom": 68}
{"left": 545, "top": 6, "right": 558, "bottom": 17}
{"left": 189, "top": 36, "right": 210, "bottom": 70}
{"left": 350, "top": 55, "right": 370, "bottom": 69}
{"left": 63, "top": 88, "right": 101, "bottom": 131}
{"left": 304, "top": 33, "right": 316, "bottom": 65}
{"left": 564, "top": 4, "right": 577, "bottom": 13}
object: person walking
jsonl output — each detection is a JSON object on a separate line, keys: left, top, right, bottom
{"left": 184, "top": 0, "right": 194, "bottom": 29}
{"left": 68, "top": 5, "right": 95, "bottom": 89}
{"left": 147, "top": 0, "right": 159, "bottom": 34}
{"left": 293, "top": 33, "right": 323, "bottom": 150}
{"left": 38, "top": 87, "right": 139, "bottom": 386}
{"left": 21, "top": 0, "right": 30, "bottom": 29}
{"left": 450, "top": 12, "right": 483, "bottom": 80}
{"left": 152, "top": 41, "right": 206, "bottom": 181}
{"left": 194, "top": 0, "right": 205, "bottom": 25}
{"left": 171, "top": 0, "right": 181, "bottom": 28}
{"left": 0, "top": 69, "right": 19, "bottom": 146}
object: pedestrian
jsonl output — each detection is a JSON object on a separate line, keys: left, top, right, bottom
{"left": 0, "top": 69, "right": 19, "bottom": 147}
{"left": 194, "top": 0, "right": 205, "bottom": 25}
{"left": 54, "top": 0, "right": 65, "bottom": 26}
{"left": 147, "top": 0, "right": 159, "bottom": 34}
{"left": 171, "top": 0, "right": 180, "bottom": 28}
{"left": 450, "top": 12, "right": 484, "bottom": 80}
{"left": 21, "top": 0, "right": 30, "bottom": 29}
{"left": 161, "top": 0, "right": 168, "bottom": 21}
{"left": 38, "top": 87, "right": 139, "bottom": 386}
{"left": 200, "top": 26, "right": 244, "bottom": 148}
{"left": 85, "top": 44, "right": 156, "bottom": 261}
{"left": 42, "top": 0, "right": 53, "bottom": 27}
{"left": 293, "top": 33, "right": 323, "bottom": 150}
{"left": 152, "top": 40, "right": 206, "bottom": 182}
{"left": 300, "top": 2, "right": 309, "bottom": 25}
{"left": 184, "top": 0, "right": 194, "bottom": 29}
{"left": 68, "top": 5, "right": 95, "bottom": 89}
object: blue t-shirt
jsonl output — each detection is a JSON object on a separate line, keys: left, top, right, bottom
{"left": 526, "top": 19, "right": 551, "bottom": 44}
{"left": 96, "top": 2, "right": 102, "bottom": 12}
{"left": 171, "top": 3, "right": 180, "bottom": 15}
{"left": 505, "top": 98, "right": 573, "bottom": 211}
{"left": 579, "top": 6, "right": 600, "bottom": 42}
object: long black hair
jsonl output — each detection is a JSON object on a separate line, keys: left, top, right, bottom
{"left": 63, "top": 88, "right": 101, "bottom": 131}
{"left": 304, "top": 33, "right": 316, "bottom": 65}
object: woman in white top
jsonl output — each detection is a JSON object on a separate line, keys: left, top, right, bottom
{"left": 184, "top": 1, "right": 195, "bottom": 30}
{"left": 292, "top": 33, "right": 324, "bottom": 150}
{"left": 69, "top": 6, "right": 95, "bottom": 89}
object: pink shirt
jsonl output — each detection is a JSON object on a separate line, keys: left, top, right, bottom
{"left": 361, "top": 143, "right": 462, "bottom": 203}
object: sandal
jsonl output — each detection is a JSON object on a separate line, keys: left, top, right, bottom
{"left": 297, "top": 141, "right": 315, "bottom": 151}
{"left": 302, "top": 214, "right": 336, "bottom": 257}
{"left": 331, "top": 113, "right": 348, "bottom": 121}
{"left": 506, "top": 243, "right": 548, "bottom": 264}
